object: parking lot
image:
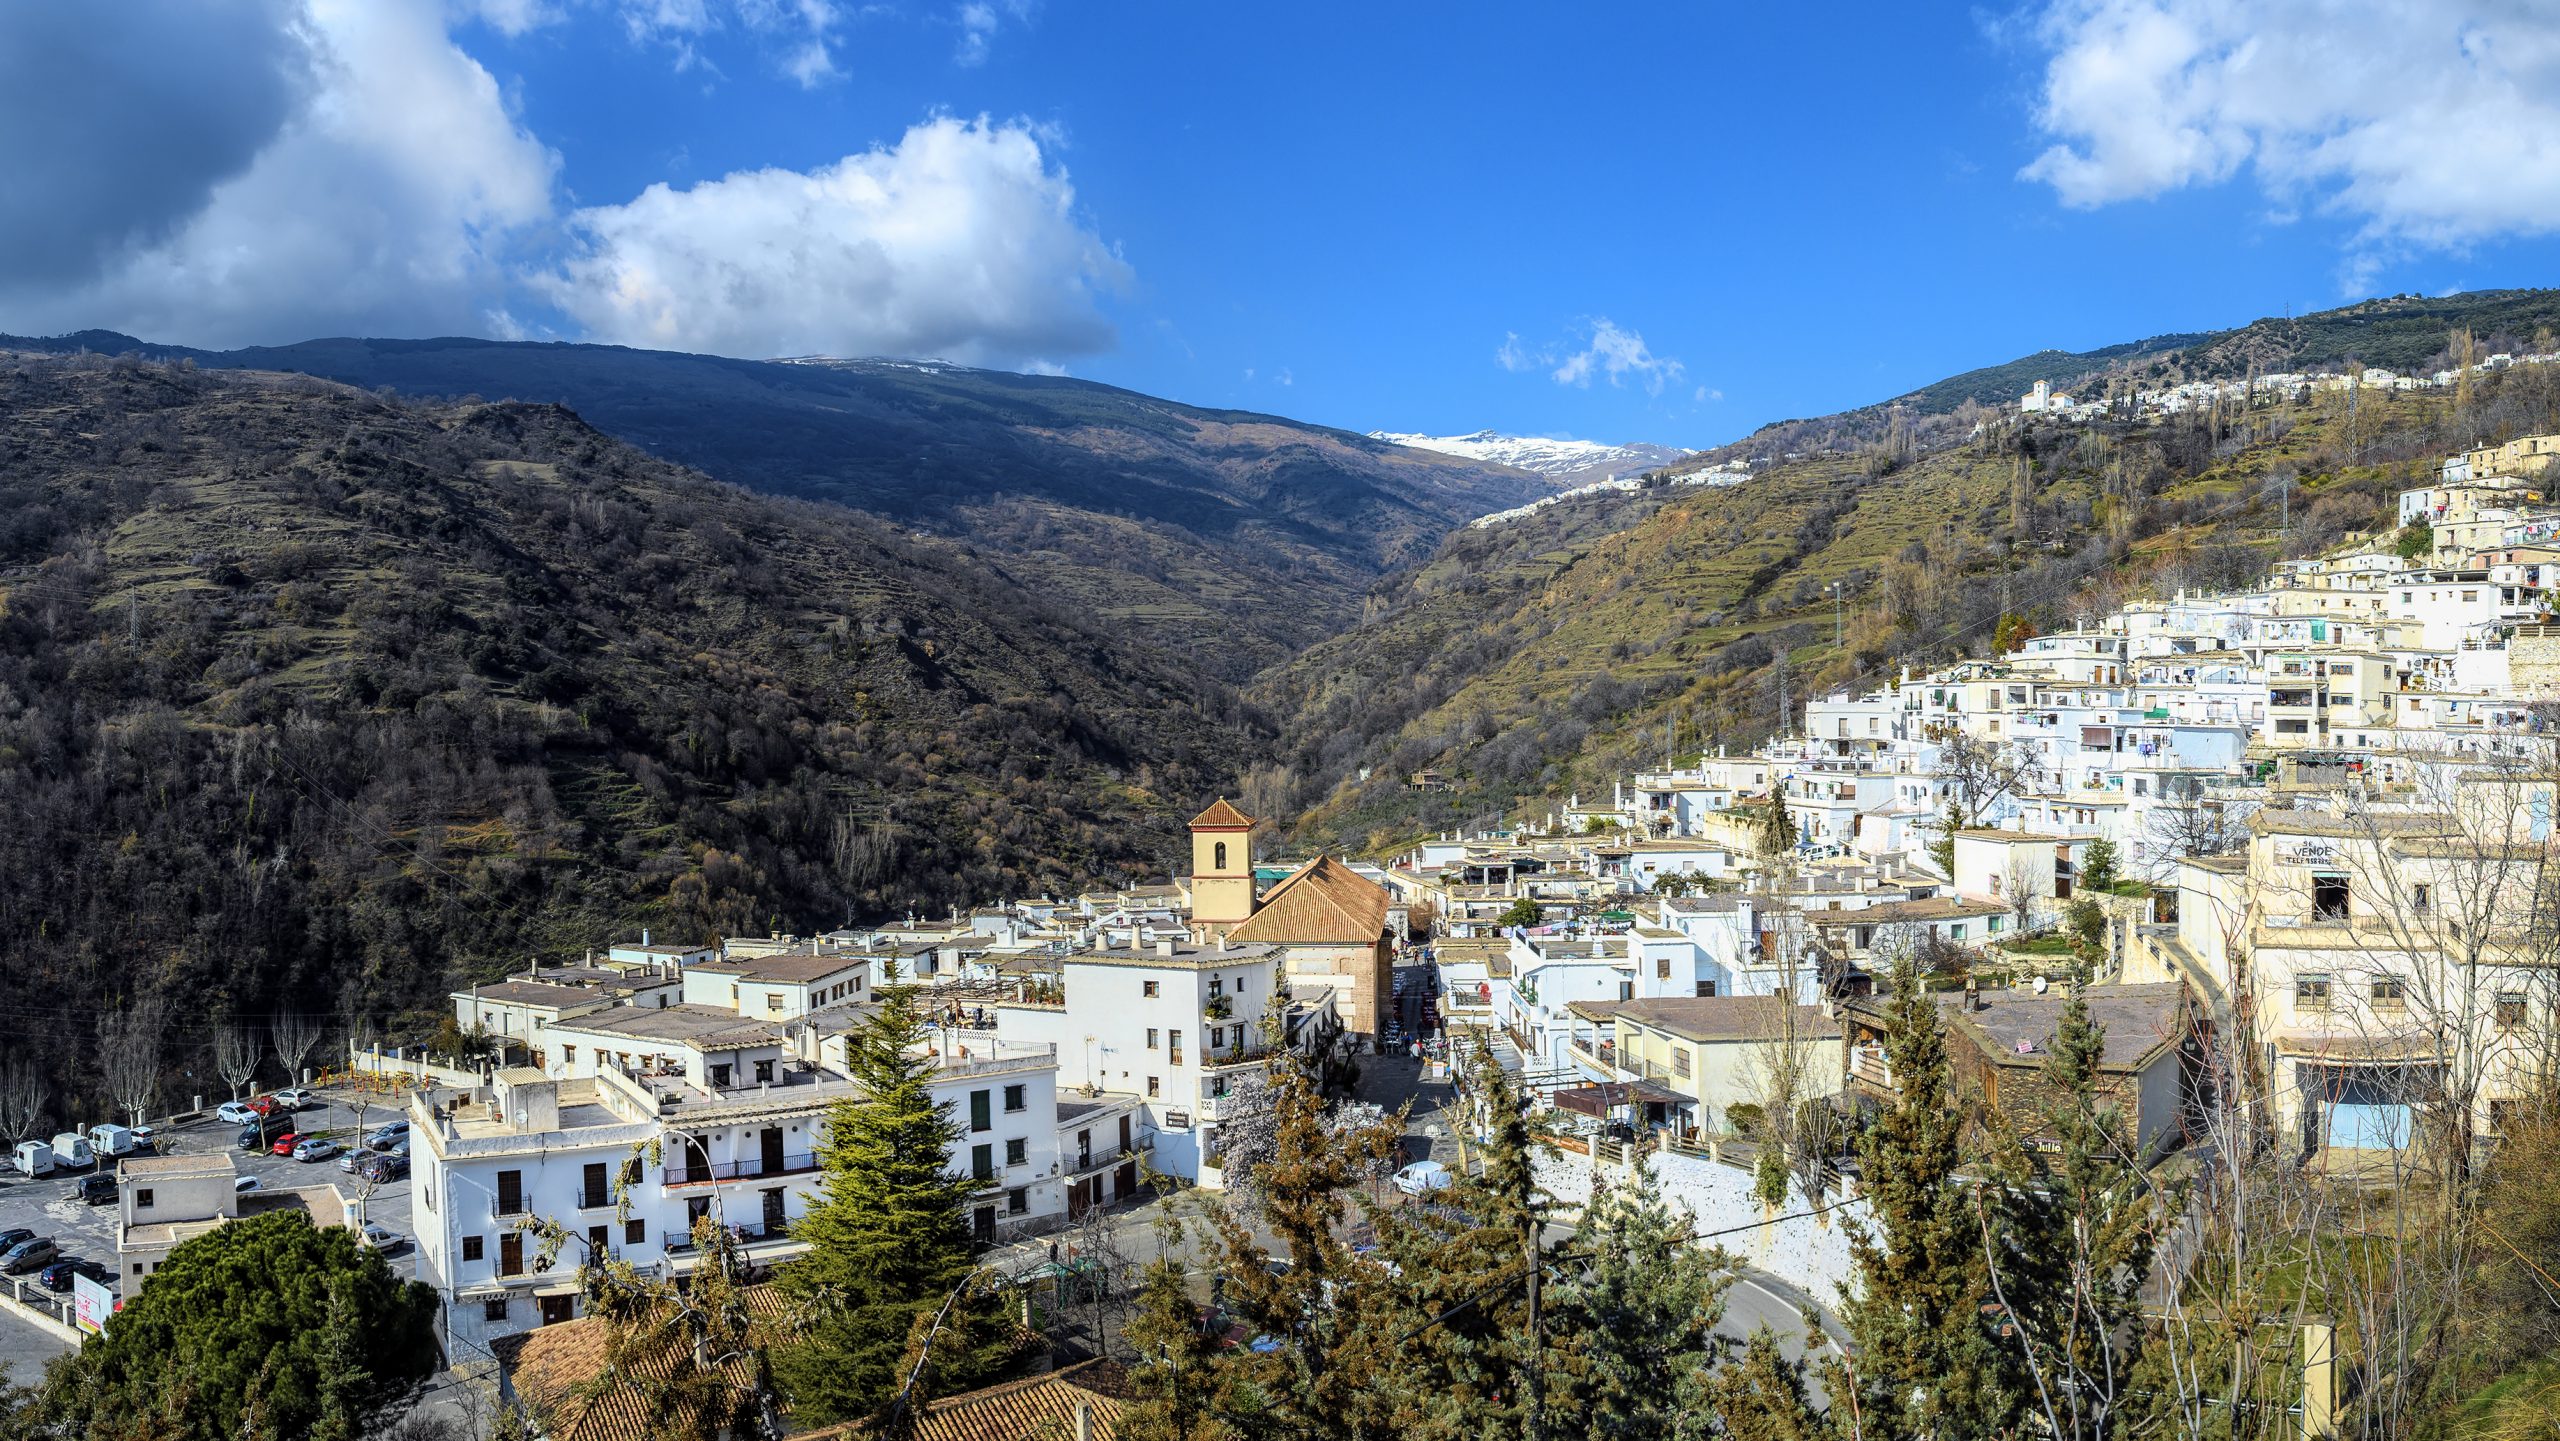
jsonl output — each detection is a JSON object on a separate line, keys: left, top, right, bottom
{"left": 0, "top": 1086, "right": 423, "bottom": 1311}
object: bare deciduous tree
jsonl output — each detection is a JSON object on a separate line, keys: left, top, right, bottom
{"left": 272, "top": 1011, "right": 322, "bottom": 1085}
{"left": 98, "top": 997, "right": 169, "bottom": 1128}
{"left": 216, "top": 1024, "right": 262, "bottom": 1100}
{"left": 0, "top": 1060, "right": 47, "bottom": 1150}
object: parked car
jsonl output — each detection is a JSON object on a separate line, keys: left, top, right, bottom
{"left": 364, "top": 1122, "right": 408, "bottom": 1152}
{"left": 77, "top": 1173, "right": 117, "bottom": 1206}
{"left": 237, "top": 1112, "right": 293, "bottom": 1151}
{"left": 2, "top": 1237, "right": 58, "bottom": 1274}
{"left": 358, "top": 1154, "right": 409, "bottom": 1184}
{"left": 216, "top": 1101, "right": 261, "bottom": 1126}
{"left": 292, "top": 1136, "right": 338, "bottom": 1163}
{"left": 35, "top": 1258, "right": 105, "bottom": 1293}
{"left": 268, "top": 1130, "right": 304, "bottom": 1157}
{"left": 11, "top": 1141, "right": 53, "bottom": 1177}
{"left": 359, "top": 1223, "right": 408, "bottom": 1255}
{"left": 233, "top": 1174, "right": 262, "bottom": 1194}
{"left": 0, "top": 1228, "right": 34, "bottom": 1255}
{"left": 1392, "top": 1160, "right": 1454, "bottom": 1196}
{"left": 272, "top": 1087, "right": 316, "bottom": 1110}
{"left": 128, "top": 1125, "right": 156, "bottom": 1154}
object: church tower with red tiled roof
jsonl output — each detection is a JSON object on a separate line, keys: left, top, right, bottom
{"left": 1187, "top": 797, "right": 1257, "bottom": 931}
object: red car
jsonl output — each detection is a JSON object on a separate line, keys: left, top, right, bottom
{"left": 268, "top": 1130, "right": 302, "bottom": 1156}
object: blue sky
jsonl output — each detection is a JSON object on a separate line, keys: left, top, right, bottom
{"left": 9, "top": 2, "right": 2560, "bottom": 450}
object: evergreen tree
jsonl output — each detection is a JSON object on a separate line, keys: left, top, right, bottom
{"left": 1827, "top": 953, "right": 2015, "bottom": 1440}
{"left": 2080, "top": 837, "right": 2119, "bottom": 892}
{"left": 773, "top": 979, "right": 1016, "bottom": 1424}
{"left": 23, "top": 1209, "right": 435, "bottom": 1441}
{"left": 1371, "top": 1040, "right": 1547, "bottom": 1440}
{"left": 1758, "top": 802, "right": 1799, "bottom": 862}
{"left": 1122, "top": 1259, "right": 1240, "bottom": 1441}
{"left": 1985, "top": 994, "right": 2160, "bottom": 1439}
{"left": 1548, "top": 1167, "right": 1734, "bottom": 1439}
{"left": 1691, "top": 1328, "right": 1836, "bottom": 1441}
{"left": 1928, "top": 804, "right": 1959, "bottom": 878}
{"left": 1209, "top": 1041, "right": 1404, "bottom": 1441}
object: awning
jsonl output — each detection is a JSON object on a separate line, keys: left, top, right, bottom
{"left": 1552, "top": 1080, "right": 1685, "bottom": 1117}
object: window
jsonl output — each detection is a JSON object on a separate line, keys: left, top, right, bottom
{"left": 1695, "top": 981, "right": 1716, "bottom": 998}
{"left": 625, "top": 1219, "right": 646, "bottom": 1246}
{"left": 970, "top": 1090, "right": 993, "bottom": 1133}
{"left": 710, "top": 1064, "right": 733, "bottom": 1088}
{"left": 766, "top": 992, "right": 784, "bottom": 1014}
{"left": 1214, "top": 841, "right": 1228, "bottom": 871}
{"left": 2371, "top": 976, "right": 2407, "bottom": 1009}
{"left": 1004, "top": 1083, "right": 1026, "bottom": 1113}
{"left": 755, "top": 1059, "right": 775, "bottom": 1083}
{"left": 1672, "top": 1048, "right": 1692, "bottom": 1080}
{"left": 2497, "top": 993, "right": 2527, "bottom": 1029}
{"left": 1170, "top": 1029, "right": 1183, "bottom": 1066}
{"left": 2411, "top": 883, "right": 2431, "bottom": 914}
{"left": 1618, "top": 980, "right": 1634, "bottom": 1001}
{"left": 462, "top": 1236, "right": 485, "bottom": 1262}
{"left": 1006, "top": 1138, "right": 1028, "bottom": 1167}
{"left": 484, "top": 1298, "right": 510, "bottom": 1322}
{"left": 1007, "top": 1187, "right": 1030, "bottom": 1215}
{"left": 496, "top": 1170, "right": 524, "bottom": 1216}
{"left": 1989, "top": 916, "right": 2004, "bottom": 934}
{"left": 1656, "top": 957, "right": 1671, "bottom": 980}
{"left": 1143, "top": 980, "right": 1160, "bottom": 998}
{"left": 587, "top": 1224, "right": 609, "bottom": 1257}
{"left": 2297, "top": 974, "right": 2333, "bottom": 1007}
{"left": 1147, "top": 1028, "right": 1159, "bottom": 1050}
{"left": 1147, "top": 1076, "right": 1161, "bottom": 1098}
{"left": 971, "top": 1144, "right": 994, "bottom": 1182}
{"left": 2311, "top": 874, "right": 2351, "bottom": 922}
{"left": 135, "top": 1188, "right": 153, "bottom": 1209}
{"left": 582, "top": 1162, "right": 609, "bottom": 1207}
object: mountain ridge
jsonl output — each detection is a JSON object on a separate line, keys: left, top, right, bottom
{"left": 1366, "top": 429, "right": 1693, "bottom": 486}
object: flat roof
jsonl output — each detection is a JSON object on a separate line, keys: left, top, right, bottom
{"left": 689, "top": 952, "right": 870, "bottom": 984}
{"left": 552, "top": 1004, "right": 784, "bottom": 1048}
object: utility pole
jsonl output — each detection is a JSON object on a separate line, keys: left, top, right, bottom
{"left": 1832, "top": 581, "right": 1843, "bottom": 648}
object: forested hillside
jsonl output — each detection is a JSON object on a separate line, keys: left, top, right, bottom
{"left": 0, "top": 353, "right": 1247, "bottom": 1109}
{"left": 1262, "top": 329, "right": 2560, "bottom": 854}
{"left": 2, "top": 333, "right": 1553, "bottom": 678}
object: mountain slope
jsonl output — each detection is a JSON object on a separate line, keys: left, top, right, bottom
{"left": 1265, "top": 324, "right": 2560, "bottom": 853}
{"left": 5, "top": 333, "right": 1555, "bottom": 677}
{"left": 1367, "top": 430, "right": 1692, "bottom": 487}
{"left": 0, "top": 351, "right": 1245, "bottom": 1105}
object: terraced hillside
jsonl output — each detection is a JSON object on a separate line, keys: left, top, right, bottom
{"left": 1, "top": 333, "right": 1553, "bottom": 678}
{"left": 0, "top": 353, "right": 1246, "bottom": 1106}
{"left": 1263, "top": 356, "right": 2560, "bottom": 854}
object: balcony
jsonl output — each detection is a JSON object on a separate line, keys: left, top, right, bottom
{"left": 664, "top": 1152, "right": 820, "bottom": 1188}
{"left": 575, "top": 1187, "right": 617, "bottom": 1210}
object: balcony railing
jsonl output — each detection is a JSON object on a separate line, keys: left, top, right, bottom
{"left": 1850, "top": 1054, "right": 1894, "bottom": 1090}
{"left": 492, "top": 1198, "right": 528, "bottom": 1219}
{"left": 665, "top": 1152, "right": 820, "bottom": 1187}
{"left": 663, "top": 1219, "right": 791, "bottom": 1254}
{"left": 576, "top": 1187, "right": 616, "bottom": 1210}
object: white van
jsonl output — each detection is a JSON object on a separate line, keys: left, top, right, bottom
{"left": 11, "top": 1140, "right": 53, "bottom": 1177}
{"left": 49, "top": 1132, "right": 95, "bottom": 1170}
{"left": 87, "top": 1124, "right": 137, "bottom": 1159}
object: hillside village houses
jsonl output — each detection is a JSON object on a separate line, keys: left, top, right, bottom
{"left": 379, "top": 432, "right": 2560, "bottom": 1361}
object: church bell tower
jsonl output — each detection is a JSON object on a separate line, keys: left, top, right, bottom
{"left": 1187, "top": 797, "right": 1257, "bottom": 933}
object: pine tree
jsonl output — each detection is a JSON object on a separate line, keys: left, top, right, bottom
{"left": 773, "top": 980, "right": 1015, "bottom": 1424}
{"left": 1549, "top": 1166, "right": 1734, "bottom": 1438}
{"left": 1827, "top": 952, "right": 2014, "bottom": 1440}
{"left": 1122, "top": 1260, "right": 1238, "bottom": 1441}
{"left": 2081, "top": 837, "right": 2119, "bottom": 892}
{"left": 1985, "top": 994, "right": 2160, "bottom": 1439}
{"left": 308, "top": 1279, "right": 375, "bottom": 1441}
{"left": 1692, "top": 1328, "right": 1836, "bottom": 1441}
{"left": 1208, "top": 1040, "right": 1405, "bottom": 1441}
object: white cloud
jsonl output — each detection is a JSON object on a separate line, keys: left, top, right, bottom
{"left": 1495, "top": 331, "right": 1533, "bottom": 372}
{"left": 1550, "top": 318, "right": 1684, "bottom": 396}
{"left": 2020, "top": 0, "right": 2560, "bottom": 249}
{"left": 952, "top": 0, "right": 1033, "bottom": 66}
{"left": 535, "top": 115, "right": 1130, "bottom": 365}
{"left": 0, "top": 0, "right": 556, "bottom": 346}
{"left": 614, "top": 0, "right": 841, "bottom": 85}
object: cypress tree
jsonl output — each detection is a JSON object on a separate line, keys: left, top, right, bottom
{"left": 1550, "top": 1165, "right": 1735, "bottom": 1438}
{"left": 1827, "top": 952, "right": 2012, "bottom": 1440}
{"left": 773, "top": 979, "right": 1015, "bottom": 1424}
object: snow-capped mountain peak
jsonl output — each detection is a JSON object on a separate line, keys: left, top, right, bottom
{"left": 1370, "top": 428, "right": 1693, "bottom": 483}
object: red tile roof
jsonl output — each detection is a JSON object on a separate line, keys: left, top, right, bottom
{"left": 1226, "top": 855, "right": 1389, "bottom": 946}
{"left": 1190, "top": 797, "right": 1254, "bottom": 830}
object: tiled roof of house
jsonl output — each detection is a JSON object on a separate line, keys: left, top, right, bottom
{"left": 1191, "top": 797, "right": 1255, "bottom": 829}
{"left": 1226, "top": 856, "right": 1390, "bottom": 947}
{"left": 794, "top": 1360, "right": 1130, "bottom": 1441}
{"left": 495, "top": 1290, "right": 789, "bottom": 1441}
{"left": 1611, "top": 995, "right": 1842, "bottom": 1044}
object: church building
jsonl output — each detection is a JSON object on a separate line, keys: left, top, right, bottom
{"left": 1183, "top": 798, "right": 1396, "bottom": 1038}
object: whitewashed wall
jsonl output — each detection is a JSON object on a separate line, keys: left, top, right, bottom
{"left": 1531, "top": 1144, "right": 1866, "bottom": 1302}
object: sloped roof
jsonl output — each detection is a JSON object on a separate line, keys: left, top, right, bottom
{"left": 1226, "top": 856, "right": 1390, "bottom": 946}
{"left": 1191, "top": 797, "right": 1255, "bottom": 830}
{"left": 796, "top": 1360, "right": 1130, "bottom": 1441}
{"left": 496, "top": 1290, "right": 787, "bottom": 1441}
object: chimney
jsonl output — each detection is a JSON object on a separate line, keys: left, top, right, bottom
{"left": 1074, "top": 1400, "right": 1095, "bottom": 1441}
{"left": 1158, "top": 939, "right": 1178, "bottom": 958}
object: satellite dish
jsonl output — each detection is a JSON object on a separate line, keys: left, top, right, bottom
{"left": 2033, "top": 975, "right": 2049, "bottom": 994}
